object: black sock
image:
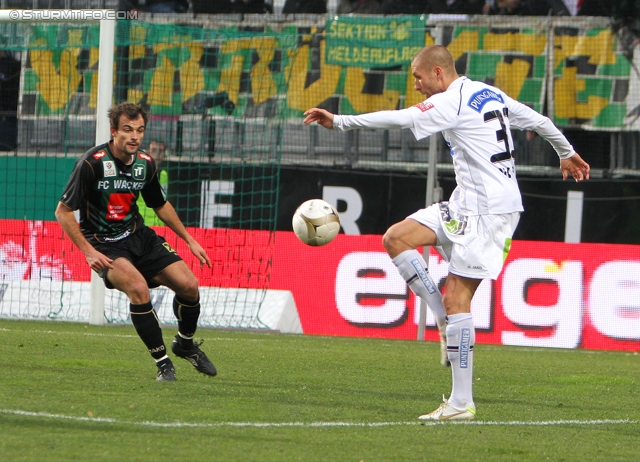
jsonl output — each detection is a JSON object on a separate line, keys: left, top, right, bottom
{"left": 130, "top": 302, "right": 166, "bottom": 361}
{"left": 156, "top": 357, "right": 171, "bottom": 367}
{"left": 173, "top": 295, "right": 200, "bottom": 349}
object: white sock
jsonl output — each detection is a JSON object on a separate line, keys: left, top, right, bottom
{"left": 392, "top": 249, "right": 447, "bottom": 330}
{"left": 446, "top": 313, "right": 475, "bottom": 409}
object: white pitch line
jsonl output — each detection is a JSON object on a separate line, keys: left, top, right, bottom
{"left": 0, "top": 409, "right": 636, "bottom": 429}
{"left": 0, "top": 327, "right": 257, "bottom": 341}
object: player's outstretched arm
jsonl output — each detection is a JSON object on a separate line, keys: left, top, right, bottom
{"left": 303, "top": 108, "right": 335, "bottom": 129}
{"left": 155, "top": 202, "right": 212, "bottom": 268}
{"left": 560, "top": 153, "right": 590, "bottom": 182}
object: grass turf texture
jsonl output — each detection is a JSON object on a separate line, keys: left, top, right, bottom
{"left": 0, "top": 319, "right": 638, "bottom": 461}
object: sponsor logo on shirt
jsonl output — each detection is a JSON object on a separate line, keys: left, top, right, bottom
{"left": 467, "top": 88, "right": 504, "bottom": 113}
{"left": 133, "top": 164, "right": 146, "bottom": 181}
{"left": 93, "top": 151, "right": 106, "bottom": 159}
{"left": 106, "top": 193, "right": 133, "bottom": 221}
{"left": 414, "top": 102, "right": 434, "bottom": 112}
{"left": 103, "top": 160, "right": 116, "bottom": 178}
{"left": 100, "top": 179, "right": 145, "bottom": 191}
{"left": 138, "top": 153, "right": 152, "bottom": 162}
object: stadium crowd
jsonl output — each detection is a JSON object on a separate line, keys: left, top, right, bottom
{"left": 0, "top": 0, "right": 633, "bottom": 17}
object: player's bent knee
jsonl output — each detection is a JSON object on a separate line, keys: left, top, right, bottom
{"left": 381, "top": 232, "right": 391, "bottom": 253}
{"left": 178, "top": 277, "right": 200, "bottom": 301}
{"left": 126, "top": 281, "right": 152, "bottom": 304}
{"left": 186, "top": 274, "right": 199, "bottom": 292}
{"left": 382, "top": 228, "right": 401, "bottom": 254}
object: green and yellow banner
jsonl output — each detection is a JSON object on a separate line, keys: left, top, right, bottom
{"left": 16, "top": 17, "right": 637, "bottom": 130}
{"left": 325, "top": 16, "right": 424, "bottom": 67}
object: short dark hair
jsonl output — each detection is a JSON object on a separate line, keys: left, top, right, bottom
{"left": 107, "top": 102, "right": 148, "bottom": 130}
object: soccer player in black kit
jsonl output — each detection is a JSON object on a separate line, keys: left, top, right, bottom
{"left": 55, "top": 102, "right": 216, "bottom": 381}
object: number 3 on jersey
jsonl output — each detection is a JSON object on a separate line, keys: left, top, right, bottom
{"left": 484, "top": 108, "right": 514, "bottom": 178}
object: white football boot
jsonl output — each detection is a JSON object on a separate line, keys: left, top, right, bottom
{"left": 419, "top": 396, "right": 476, "bottom": 421}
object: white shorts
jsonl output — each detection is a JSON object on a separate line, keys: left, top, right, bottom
{"left": 408, "top": 202, "right": 520, "bottom": 280}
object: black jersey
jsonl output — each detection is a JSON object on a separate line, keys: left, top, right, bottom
{"left": 60, "top": 142, "right": 167, "bottom": 244}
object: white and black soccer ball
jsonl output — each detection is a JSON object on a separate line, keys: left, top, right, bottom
{"left": 292, "top": 199, "right": 341, "bottom": 246}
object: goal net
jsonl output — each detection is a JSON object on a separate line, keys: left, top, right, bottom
{"left": 0, "top": 14, "right": 283, "bottom": 328}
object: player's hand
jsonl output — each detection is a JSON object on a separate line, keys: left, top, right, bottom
{"left": 85, "top": 249, "right": 113, "bottom": 272}
{"left": 561, "top": 153, "right": 590, "bottom": 182}
{"left": 188, "top": 241, "right": 212, "bottom": 268}
{"left": 303, "top": 108, "right": 334, "bottom": 129}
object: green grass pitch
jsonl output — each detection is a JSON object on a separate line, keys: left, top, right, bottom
{"left": 0, "top": 318, "right": 638, "bottom": 461}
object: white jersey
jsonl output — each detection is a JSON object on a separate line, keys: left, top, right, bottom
{"left": 333, "top": 77, "right": 575, "bottom": 216}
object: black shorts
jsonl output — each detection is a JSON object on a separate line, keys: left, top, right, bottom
{"left": 94, "top": 226, "right": 183, "bottom": 289}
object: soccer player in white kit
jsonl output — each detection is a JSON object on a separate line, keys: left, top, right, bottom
{"left": 303, "top": 45, "right": 590, "bottom": 420}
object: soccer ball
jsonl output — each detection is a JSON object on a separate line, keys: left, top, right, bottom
{"left": 292, "top": 199, "right": 341, "bottom": 246}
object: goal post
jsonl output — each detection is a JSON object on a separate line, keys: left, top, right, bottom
{"left": 90, "top": 15, "right": 115, "bottom": 325}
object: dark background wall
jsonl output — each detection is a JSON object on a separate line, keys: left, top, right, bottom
{"left": 22, "top": 156, "right": 635, "bottom": 245}
{"left": 275, "top": 165, "right": 640, "bottom": 244}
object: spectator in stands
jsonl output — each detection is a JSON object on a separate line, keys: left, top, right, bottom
{"left": 612, "top": 0, "right": 640, "bottom": 30}
{"left": 192, "top": 0, "right": 273, "bottom": 14}
{"left": 483, "top": 0, "right": 550, "bottom": 15}
{"left": 146, "top": 0, "right": 189, "bottom": 13}
{"left": 337, "top": 0, "right": 383, "bottom": 14}
{"left": 118, "top": 0, "right": 189, "bottom": 13}
{"left": 137, "top": 140, "right": 168, "bottom": 226}
{"left": 381, "top": 0, "right": 426, "bottom": 14}
{"left": 0, "top": 43, "right": 19, "bottom": 151}
{"left": 577, "top": 0, "right": 613, "bottom": 16}
{"left": 547, "top": 0, "right": 571, "bottom": 14}
{"left": 283, "top": 0, "right": 327, "bottom": 14}
{"left": 424, "top": 0, "right": 484, "bottom": 14}
{"left": 610, "top": 0, "right": 640, "bottom": 60}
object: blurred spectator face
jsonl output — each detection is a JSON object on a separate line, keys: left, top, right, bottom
{"left": 149, "top": 141, "right": 166, "bottom": 165}
{"left": 498, "top": 0, "right": 521, "bottom": 11}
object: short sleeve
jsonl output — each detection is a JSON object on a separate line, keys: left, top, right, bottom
{"left": 59, "top": 159, "right": 93, "bottom": 211}
{"left": 407, "top": 96, "right": 458, "bottom": 140}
